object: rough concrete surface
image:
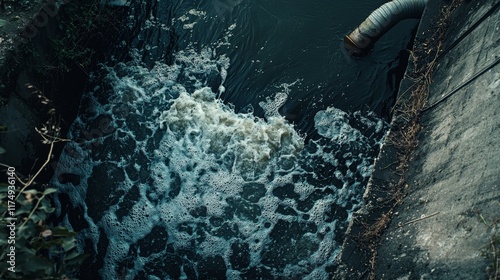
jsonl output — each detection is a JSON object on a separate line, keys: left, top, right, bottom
{"left": 334, "top": 0, "right": 499, "bottom": 279}
{"left": 374, "top": 0, "right": 500, "bottom": 279}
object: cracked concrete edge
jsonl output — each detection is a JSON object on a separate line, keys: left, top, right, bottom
{"left": 332, "top": 0, "right": 459, "bottom": 278}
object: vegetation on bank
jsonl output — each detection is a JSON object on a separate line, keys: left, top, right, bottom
{"left": 1, "top": 0, "right": 126, "bottom": 278}
{"left": 0, "top": 116, "right": 83, "bottom": 279}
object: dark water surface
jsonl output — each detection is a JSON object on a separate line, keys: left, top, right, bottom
{"left": 53, "top": 0, "right": 418, "bottom": 279}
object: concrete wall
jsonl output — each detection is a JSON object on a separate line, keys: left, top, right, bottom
{"left": 334, "top": 0, "right": 500, "bottom": 279}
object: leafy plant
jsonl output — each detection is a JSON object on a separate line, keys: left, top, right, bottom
{"left": 0, "top": 123, "right": 85, "bottom": 279}
{"left": 1, "top": 0, "right": 35, "bottom": 10}
{"left": 0, "top": 182, "right": 86, "bottom": 279}
{"left": 41, "top": 0, "right": 123, "bottom": 75}
{"left": 0, "top": 125, "right": 6, "bottom": 154}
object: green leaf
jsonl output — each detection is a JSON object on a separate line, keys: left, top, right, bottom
{"left": 22, "top": 256, "right": 52, "bottom": 274}
{"left": 43, "top": 188, "right": 58, "bottom": 195}
{"left": 17, "top": 195, "right": 28, "bottom": 205}
{"left": 0, "top": 228, "right": 7, "bottom": 240}
{"left": 62, "top": 238, "right": 76, "bottom": 252}
{"left": 65, "top": 253, "right": 88, "bottom": 267}
{"left": 31, "top": 236, "right": 64, "bottom": 251}
{"left": 39, "top": 206, "right": 56, "bottom": 213}
{"left": 0, "top": 145, "right": 5, "bottom": 154}
{"left": 17, "top": 222, "right": 36, "bottom": 240}
{"left": 42, "top": 239, "right": 63, "bottom": 249}
{"left": 40, "top": 198, "right": 51, "bottom": 208}
{"left": 23, "top": 189, "right": 39, "bottom": 195}
{"left": 30, "top": 237, "right": 45, "bottom": 250}
{"left": 31, "top": 211, "right": 47, "bottom": 224}
{"left": 64, "top": 251, "right": 81, "bottom": 261}
{"left": 16, "top": 207, "right": 31, "bottom": 215}
{"left": 0, "top": 19, "right": 7, "bottom": 28}
{"left": 52, "top": 226, "right": 76, "bottom": 237}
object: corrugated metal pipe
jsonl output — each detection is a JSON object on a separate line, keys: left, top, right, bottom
{"left": 344, "top": 0, "right": 428, "bottom": 55}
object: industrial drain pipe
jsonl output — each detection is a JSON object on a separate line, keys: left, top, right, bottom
{"left": 344, "top": 0, "right": 428, "bottom": 56}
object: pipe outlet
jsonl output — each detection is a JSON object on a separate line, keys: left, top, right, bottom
{"left": 344, "top": 0, "right": 428, "bottom": 55}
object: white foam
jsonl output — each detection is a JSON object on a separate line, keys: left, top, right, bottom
{"left": 160, "top": 88, "right": 303, "bottom": 171}
{"left": 315, "top": 107, "right": 364, "bottom": 143}
{"left": 51, "top": 11, "right": 388, "bottom": 278}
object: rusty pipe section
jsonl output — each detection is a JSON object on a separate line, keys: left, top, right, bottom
{"left": 344, "top": 0, "right": 428, "bottom": 55}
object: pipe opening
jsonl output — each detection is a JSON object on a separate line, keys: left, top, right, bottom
{"left": 343, "top": 0, "right": 428, "bottom": 56}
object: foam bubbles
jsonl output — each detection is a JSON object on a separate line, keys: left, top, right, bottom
{"left": 259, "top": 80, "right": 301, "bottom": 119}
{"left": 315, "top": 107, "right": 365, "bottom": 143}
{"left": 259, "top": 91, "right": 288, "bottom": 119}
{"left": 162, "top": 88, "right": 303, "bottom": 170}
{"left": 52, "top": 11, "right": 388, "bottom": 279}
